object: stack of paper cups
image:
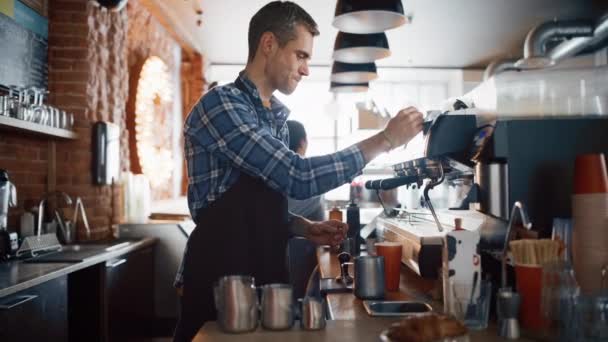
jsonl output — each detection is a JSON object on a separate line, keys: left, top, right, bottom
{"left": 571, "top": 153, "right": 608, "bottom": 295}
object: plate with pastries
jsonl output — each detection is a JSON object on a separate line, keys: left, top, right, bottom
{"left": 379, "top": 313, "right": 469, "bottom": 342}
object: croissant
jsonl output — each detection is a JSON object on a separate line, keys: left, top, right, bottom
{"left": 385, "top": 313, "right": 468, "bottom": 342}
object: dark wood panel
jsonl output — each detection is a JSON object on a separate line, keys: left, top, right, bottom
{"left": 0, "top": 274, "right": 68, "bottom": 340}
{"left": 106, "top": 246, "right": 155, "bottom": 341}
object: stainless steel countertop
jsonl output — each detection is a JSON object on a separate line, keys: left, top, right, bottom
{"left": 0, "top": 237, "right": 157, "bottom": 298}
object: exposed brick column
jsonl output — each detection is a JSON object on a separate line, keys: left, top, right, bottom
{"left": 49, "top": 1, "right": 129, "bottom": 239}
{"left": 180, "top": 52, "right": 206, "bottom": 195}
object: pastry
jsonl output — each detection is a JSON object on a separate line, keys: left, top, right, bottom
{"left": 385, "top": 313, "right": 468, "bottom": 342}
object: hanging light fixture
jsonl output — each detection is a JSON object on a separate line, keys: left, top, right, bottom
{"left": 331, "top": 61, "right": 378, "bottom": 83}
{"left": 333, "top": 0, "right": 407, "bottom": 34}
{"left": 330, "top": 81, "right": 369, "bottom": 93}
{"left": 91, "top": 0, "right": 128, "bottom": 12}
{"left": 333, "top": 32, "right": 390, "bottom": 63}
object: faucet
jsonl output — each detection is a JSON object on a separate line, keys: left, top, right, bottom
{"left": 501, "top": 201, "right": 533, "bottom": 288}
{"left": 72, "top": 197, "right": 91, "bottom": 239}
{"left": 37, "top": 191, "right": 73, "bottom": 237}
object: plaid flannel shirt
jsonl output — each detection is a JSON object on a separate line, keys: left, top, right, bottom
{"left": 175, "top": 72, "right": 365, "bottom": 287}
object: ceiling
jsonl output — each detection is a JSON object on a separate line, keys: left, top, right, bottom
{"left": 161, "top": 0, "right": 606, "bottom": 69}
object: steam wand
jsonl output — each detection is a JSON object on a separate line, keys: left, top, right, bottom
{"left": 423, "top": 163, "right": 445, "bottom": 232}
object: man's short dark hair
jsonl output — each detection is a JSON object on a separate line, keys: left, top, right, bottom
{"left": 248, "top": 1, "right": 319, "bottom": 62}
{"left": 286, "top": 120, "right": 307, "bottom": 151}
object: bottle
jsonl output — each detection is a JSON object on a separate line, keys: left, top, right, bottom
{"left": 454, "top": 218, "right": 464, "bottom": 231}
{"left": 329, "top": 207, "right": 342, "bottom": 221}
{"left": 346, "top": 201, "right": 361, "bottom": 255}
{"left": 20, "top": 211, "right": 35, "bottom": 237}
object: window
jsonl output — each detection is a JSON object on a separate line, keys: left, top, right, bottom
{"left": 208, "top": 65, "right": 465, "bottom": 200}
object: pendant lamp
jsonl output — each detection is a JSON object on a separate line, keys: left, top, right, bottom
{"left": 333, "top": 32, "right": 390, "bottom": 63}
{"left": 333, "top": 0, "right": 406, "bottom": 34}
{"left": 92, "top": 0, "right": 128, "bottom": 12}
{"left": 331, "top": 61, "right": 378, "bottom": 83}
{"left": 330, "top": 82, "right": 369, "bottom": 93}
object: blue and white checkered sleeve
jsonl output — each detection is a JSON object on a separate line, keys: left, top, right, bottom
{"left": 185, "top": 87, "right": 366, "bottom": 200}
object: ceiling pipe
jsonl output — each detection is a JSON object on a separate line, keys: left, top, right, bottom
{"left": 515, "top": 19, "right": 595, "bottom": 69}
{"left": 549, "top": 14, "right": 608, "bottom": 61}
{"left": 483, "top": 58, "right": 520, "bottom": 80}
{"left": 575, "top": 14, "right": 608, "bottom": 56}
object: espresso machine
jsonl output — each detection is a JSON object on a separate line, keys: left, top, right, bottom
{"left": 367, "top": 113, "right": 608, "bottom": 278}
{"left": 0, "top": 169, "right": 19, "bottom": 260}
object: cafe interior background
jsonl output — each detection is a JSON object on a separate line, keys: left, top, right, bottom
{"left": 1, "top": 0, "right": 608, "bottom": 340}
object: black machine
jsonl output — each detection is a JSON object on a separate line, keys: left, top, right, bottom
{"left": 370, "top": 113, "right": 608, "bottom": 278}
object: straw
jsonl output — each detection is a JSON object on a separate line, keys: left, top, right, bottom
{"left": 509, "top": 239, "right": 561, "bottom": 266}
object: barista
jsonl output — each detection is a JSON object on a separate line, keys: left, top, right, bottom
{"left": 173, "top": 2, "right": 423, "bottom": 340}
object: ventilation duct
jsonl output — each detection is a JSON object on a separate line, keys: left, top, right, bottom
{"left": 550, "top": 14, "right": 608, "bottom": 61}
{"left": 483, "top": 58, "right": 519, "bottom": 80}
{"left": 515, "top": 19, "right": 594, "bottom": 69}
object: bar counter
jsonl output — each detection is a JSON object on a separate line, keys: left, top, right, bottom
{"left": 195, "top": 246, "right": 535, "bottom": 341}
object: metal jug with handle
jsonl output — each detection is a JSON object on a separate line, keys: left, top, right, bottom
{"left": 214, "top": 275, "right": 259, "bottom": 333}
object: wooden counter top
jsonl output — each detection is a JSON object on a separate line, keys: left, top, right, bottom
{"left": 317, "top": 247, "right": 534, "bottom": 342}
{"left": 317, "top": 246, "right": 442, "bottom": 320}
{"left": 194, "top": 246, "right": 535, "bottom": 341}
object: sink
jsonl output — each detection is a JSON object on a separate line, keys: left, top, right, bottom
{"left": 68, "top": 239, "right": 133, "bottom": 252}
{"left": 23, "top": 239, "right": 136, "bottom": 263}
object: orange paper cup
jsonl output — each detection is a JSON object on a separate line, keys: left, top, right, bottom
{"left": 514, "top": 264, "right": 547, "bottom": 331}
{"left": 375, "top": 242, "right": 402, "bottom": 291}
{"left": 573, "top": 153, "right": 608, "bottom": 194}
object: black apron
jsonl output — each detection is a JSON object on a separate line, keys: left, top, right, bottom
{"left": 173, "top": 81, "right": 290, "bottom": 342}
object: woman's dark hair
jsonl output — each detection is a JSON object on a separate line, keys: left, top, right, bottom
{"left": 248, "top": 1, "right": 319, "bottom": 62}
{"left": 286, "top": 120, "right": 306, "bottom": 152}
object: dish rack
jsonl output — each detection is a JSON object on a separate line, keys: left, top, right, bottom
{"left": 16, "top": 233, "right": 61, "bottom": 258}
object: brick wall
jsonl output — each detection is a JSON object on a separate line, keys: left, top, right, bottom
{"left": 126, "top": 0, "right": 182, "bottom": 200}
{"left": 180, "top": 52, "right": 205, "bottom": 195}
{"left": 1, "top": 0, "right": 203, "bottom": 240}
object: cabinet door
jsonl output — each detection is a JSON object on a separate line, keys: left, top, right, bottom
{"left": 106, "top": 246, "right": 154, "bottom": 340}
{"left": 0, "top": 275, "right": 68, "bottom": 341}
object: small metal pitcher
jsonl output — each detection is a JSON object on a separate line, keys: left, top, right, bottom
{"left": 300, "top": 296, "right": 326, "bottom": 330}
{"left": 215, "top": 275, "right": 259, "bottom": 333}
{"left": 260, "top": 283, "right": 294, "bottom": 330}
{"left": 354, "top": 255, "right": 385, "bottom": 300}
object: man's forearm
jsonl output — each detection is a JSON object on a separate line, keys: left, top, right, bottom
{"left": 356, "top": 132, "right": 393, "bottom": 164}
{"left": 289, "top": 215, "right": 311, "bottom": 237}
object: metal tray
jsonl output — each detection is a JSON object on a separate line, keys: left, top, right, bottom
{"left": 363, "top": 300, "right": 432, "bottom": 317}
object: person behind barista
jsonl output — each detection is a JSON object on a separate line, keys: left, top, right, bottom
{"left": 174, "top": 1, "right": 423, "bottom": 340}
{"left": 286, "top": 120, "right": 324, "bottom": 221}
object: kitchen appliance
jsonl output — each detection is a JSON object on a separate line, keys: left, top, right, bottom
{"left": 93, "top": 121, "right": 120, "bottom": 185}
{"left": 0, "top": 170, "right": 18, "bottom": 260}
{"left": 368, "top": 112, "right": 608, "bottom": 278}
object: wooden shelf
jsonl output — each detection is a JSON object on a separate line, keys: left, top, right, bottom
{"left": 0, "top": 115, "right": 78, "bottom": 140}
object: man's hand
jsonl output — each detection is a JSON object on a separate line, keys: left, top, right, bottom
{"left": 357, "top": 106, "right": 424, "bottom": 163}
{"left": 382, "top": 106, "right": 424, "bottom": 148}
{"left": 306, "top": 220, "right": 348, "bottom": 248}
